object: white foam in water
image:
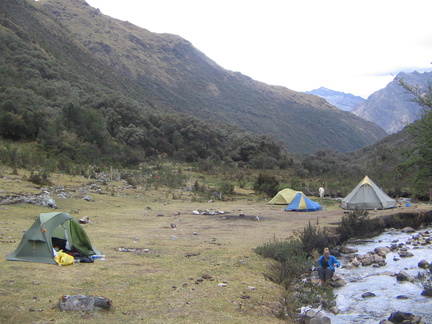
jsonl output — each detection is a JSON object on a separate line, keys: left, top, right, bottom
{"left": 324, "top": 227, "right": 432, "bottom": 324}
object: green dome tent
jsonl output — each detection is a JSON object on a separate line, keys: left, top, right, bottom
{"left": 7, "top": 212, "right": 100, "bottom": 264}
{"left": 340, "top": 175, "right": 396, "bottom": 210}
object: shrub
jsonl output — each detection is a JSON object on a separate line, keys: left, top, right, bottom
{"left": 218, "top": 181, "right": 234, "bottom": 195}
{"left": 337, "top": 208, "right": 383, "bottom": 241}
{"left": 296, "top": 221, "right": 340, "bottom": 256}
{"left": 255, "top": 239, "right": 312, "bottom": 289}
{"left": 253, "top": 173, "right": 279, "bottom": 197}
{"left": 29, "top": 169, "right": 51, "bottom": 186}
{"left": 255, "top": 238, "right": 304, "bottom": 263}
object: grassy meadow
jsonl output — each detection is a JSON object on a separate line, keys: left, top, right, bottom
{"left": 0, "top": 166, "right": 410, "bottom": 323}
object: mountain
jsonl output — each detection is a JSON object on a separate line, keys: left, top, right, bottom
{"left": 305, "top": 87, "right": 365, "bottom": 112}
{"left": 352, "top": 71, "right": 432, "bottom": 134}
{"left": 1, "top": 0, "right": 387, "bottom": 156}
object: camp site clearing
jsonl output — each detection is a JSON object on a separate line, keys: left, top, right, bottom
{"left": 1, "top": 172, "right": 431, "bottom": 323}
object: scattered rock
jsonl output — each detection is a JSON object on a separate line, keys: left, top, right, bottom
{"left": 59, "top": 294, "right": 112, "bottom": 311}
{"left": 218, "top": 283, "right": 228, "bottom": 287}
{"left": 362, "top": 292, "right": 376, "bottom": 298}
{"left": 310, "top": 317, "right": 331, "bottom": 324}
{"left": 361, "top": 256, "right": 373, "bottom": 266}
{"left": 401, "top": 227, "right": 416, "bottom": 233}
{"left": 387, "top": 311, "right": 416, "bottom": 323}
{"left": 396, "top": 295, "right": 409, "bottom": 299}
{"left": 83, "top": 195, "right": 94, "bottom": 202}
{"left": 339, "top": 246, "right": 358, "bottom": 254}
{"left": 328, "top": 276, "right": 346, "bottom": 287}
{"left": 0, "top": 193, "right": 58, "bottom": 208}
{"left": 396, "top": 270, "right": 413, "bottom": 282}
{"left": 418, "top": 259, "right": 429, "bottom": 268}
{"left": 78, "top": 216, "right": 92, "bottom": 224}
{"left": 374, "top": 246, "right": 391, "bottom": 256}
{"left": 398, "top": 250, "right": 414, "bottom": 258}
{"left": 329, "top": 306, "right": 339, "bottom": 315}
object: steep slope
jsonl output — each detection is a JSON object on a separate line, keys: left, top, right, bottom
{"left": 305, "top": 87, "right": 365, "bottom": 111}
{"left": 36, "top": 0, "right": 386, "bottom": 154}
{"left": 352, "top": 71, "right": 431, "bottom": 134}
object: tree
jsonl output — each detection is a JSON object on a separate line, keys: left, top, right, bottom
{"left": 253, "top": 173, "right": 279, "bottom": 197}
{"left": 397, "top": 77, "right": 432, "bottom": 198}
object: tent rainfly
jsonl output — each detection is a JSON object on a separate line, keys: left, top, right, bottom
{"left": 285, "top": 192, "right": 322, "bottom": 212}
{"left": 268, "top": 188, "right": 301, "bottom": 205}
{"left": 7, "top": 212, "right": 100, "bottom": 264}
{"left": 340, "top": 175, "right": 396, "bottom": 210}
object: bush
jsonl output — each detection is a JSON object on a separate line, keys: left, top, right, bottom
{"left": 255, "top": 239, "right": 312, "bottom": 289}
{"left": 29, "top": 169, "right": 51, "bottom": 186}
{"left": 296, "top": 221, "right": 340, "bottom": 256}
{"left": 218, "top": 181, "right": 234, "bottom": 195}
{"left": 253, "top": 173, "right": 279, "bottom": 197}
{"left": 255, "top": 238, "right": 304, "bottom": 263}
{"left": 337, "top": 208, "right": 383, "bottom": 241}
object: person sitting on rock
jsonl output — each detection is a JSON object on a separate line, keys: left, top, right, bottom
{"left": 317, "top": 247, "right": 340, "bottom": 285}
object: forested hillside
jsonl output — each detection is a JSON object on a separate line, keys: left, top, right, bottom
{"left": 0, "top": 0, "right": 294, "bottom": 168}
{"left": 30, "top": 0, "right": 386, "bottom": 154}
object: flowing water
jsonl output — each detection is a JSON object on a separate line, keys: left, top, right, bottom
{"left": 323, "top": 227, "right": 432, "bottom": 324}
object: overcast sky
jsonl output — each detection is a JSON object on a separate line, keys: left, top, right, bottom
{"left": 86, "top": 0, "right": 432, "bottom": 98}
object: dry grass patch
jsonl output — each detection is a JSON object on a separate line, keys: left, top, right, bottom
{"left": 0, "top": 171, "right": 296, "bottom": 323}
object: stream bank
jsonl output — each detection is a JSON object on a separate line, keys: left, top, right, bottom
{"left": 299, "top": 208, "right": 432, "bottom": 324}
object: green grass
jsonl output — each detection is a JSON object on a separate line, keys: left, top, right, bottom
{"left": 0, "top": 168, "right": 293, "bottom": 324}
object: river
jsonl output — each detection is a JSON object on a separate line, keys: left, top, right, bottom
{"left": 324, "top": 227, "right": 432, "bottom": 323}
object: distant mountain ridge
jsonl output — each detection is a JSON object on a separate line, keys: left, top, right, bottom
{"left": 0, "top": 0, "right": 387, "bottom": 154}
{"left": 352, "top": 71, "right": 432, "bottom": 134}
{"left": 305, "top": 87, "right": 365, "bottom": 112}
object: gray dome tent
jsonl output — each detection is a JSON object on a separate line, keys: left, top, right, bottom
{"left": 341, "top": 176, "right": 396, "bottom": 210}
{"left": 7, "top": 212, "right": 100, "bottom": 264}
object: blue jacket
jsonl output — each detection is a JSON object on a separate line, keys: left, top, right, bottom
{"left": 318, "top": 255, "right": 340, "bottom": 272}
